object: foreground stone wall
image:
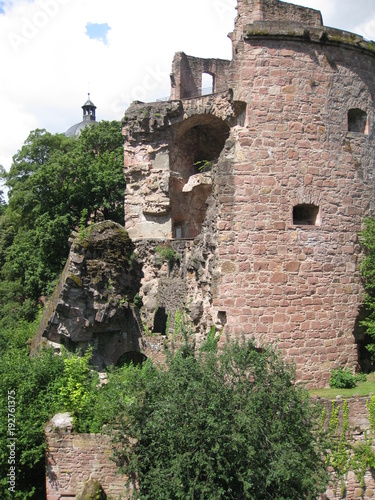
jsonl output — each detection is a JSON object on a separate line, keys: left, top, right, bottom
{"left": 45, "top": 414, "right": 131, "bottom": 500}
{"left": 45, "top": 398, "right": 375, "bottom": 500}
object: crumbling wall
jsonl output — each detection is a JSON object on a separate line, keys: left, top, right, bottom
{"left": 123, "top": 91, "right": 243, "bottom": 241}
{"left": 134, "top": 224, "right": 220, "bottom": 346}
{"left": 170, "top": 52, "right": 230, "bottom": 100}
{"left": 123, "top": 100, "right": 183, "bottom": 239}
{"left": 122, "top": 0, "right": 375, "bottom": 388}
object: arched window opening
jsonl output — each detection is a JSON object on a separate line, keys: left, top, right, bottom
{"left": 116, "top": 351, "right": 147, "bottom": 367}
{"left": 170, "top": 115, "right": 230, "bottom": 239}
{"left": 348, "top": 108, "right": 368, "bottom": 134}
{"left": 293, "top": 204, "right": 320, "bottom": 226}
{"left": 201, "top": 72, "right": 214, "bottom": 96}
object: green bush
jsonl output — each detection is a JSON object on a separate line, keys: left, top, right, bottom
{"left": 329, "top": 368, "right": 358, "bottom": 389}
{"left": 155, "top": 245, "right": 181, "bottom": 265}
{"left": 112, "top": 338, "right": 329, "bottom": 499}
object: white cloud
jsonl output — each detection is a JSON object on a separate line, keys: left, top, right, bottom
{"left": 0, "top": 0, "right": 373, "bottom": 171}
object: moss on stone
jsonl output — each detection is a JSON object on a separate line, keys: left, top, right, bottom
{"left": 81, "top": 478, "right": 107, "bottom": 500}
{"left": 68, "top": 274, "right": 83, "bottom": 288}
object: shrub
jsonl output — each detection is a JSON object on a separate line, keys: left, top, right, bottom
{"left": 112, "top": 338, "right": 329, "bottom": 499}
{"left": 155, "top": 245, "right": 181, "bottom": 266}
{"left": 329, "top": 367, "right": 358, "bottom": 389}
{"left": 360, "top": 218, "right": 375, "bottom": 359}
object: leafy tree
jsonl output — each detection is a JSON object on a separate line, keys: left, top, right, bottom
{"left": 58, "top": 348, "right": 99, "bottom": 433}
{"left": 0, "top": 165, "right": 7, "bottom": 215}
{"left": 112, "top": 338, "right": 329, "bottom": 499}
{"left": 0, "top": 121, "right": 125, "bottom": 322}
{"left": 0, "top": 319, "right": 66, "bottom": 499}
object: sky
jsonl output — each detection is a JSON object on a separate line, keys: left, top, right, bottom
{"left": 0, "top": 0, "right": 375, "bottom": 172}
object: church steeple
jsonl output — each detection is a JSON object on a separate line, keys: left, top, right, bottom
{"left": 82, "top": 93, "right": 97, "bottom": 122}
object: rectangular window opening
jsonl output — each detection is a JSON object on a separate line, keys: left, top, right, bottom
{"left": 293, "top": 204, "right": 320, "bottom": 226}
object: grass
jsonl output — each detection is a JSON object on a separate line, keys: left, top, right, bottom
{"left": 309, "top": 372, "right": 375, "bottom": 398}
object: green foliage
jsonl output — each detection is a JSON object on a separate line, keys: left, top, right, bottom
{"left": 329, "top": 367, "right": 362, "bottom": 389}
{"left": 200, "top": 325, "right": 220, "bottom": 352}
{"left": 360, "top": 218, "right": 375, "bottom": 358}
{"left": 324, "top": 398, "right": 375, "bottom": 493}
{"left": 193, "top": 159, "right": 213, "bottom": 172}
{"left": 112, "top": 338, "right": 328, "bottom": 499}
{"left": 351, "top": 435, "right": 375, "bottom": 488}
{"left": 155, "top": 245, "right": 181, "bottom": 267}
{"left": 0, "top": 318, "right": 66, "bottom": 498}
{"left": 325, "top": 400, "right": 351, "bottom": 495}
{"left": 173, "top": 308, "right": 183, "bottom": 336}
{"left": 59, "top": 348, "right": 99, "bottom": 433}
{"left": 0, "top": 122, "right": 125, "bottom": 326}
{"left": 366, "top": 395, "right": 375, "bottom": 435}
{"left": 0, "top": 318, "right": 113, "bottom": 498}
{"left": 132, "top": 292, "right": 143, "bottom": 309}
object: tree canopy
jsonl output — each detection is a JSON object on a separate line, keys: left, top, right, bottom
{"left": 0, "top": 121, "right": 125, "bottom": 324}
{"left": 110, "top": 338, "right": 328, "bottom": 500}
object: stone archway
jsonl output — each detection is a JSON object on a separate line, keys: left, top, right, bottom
{"left": 169, "top": 115, "right": 230, "bottom": 239}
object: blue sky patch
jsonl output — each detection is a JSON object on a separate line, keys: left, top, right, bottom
{"left": 0, "top": 2, "right": 5, "bottom": 14}
{"left": 85, "top": 22, "right": 111, "bottom": 45}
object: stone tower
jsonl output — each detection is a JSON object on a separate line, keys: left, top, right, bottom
{"left": 122, "top": 0, "right": 375, "bottom": 387}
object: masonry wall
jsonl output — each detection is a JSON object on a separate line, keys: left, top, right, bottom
{"left": 170, "top": 52, "right": 230, "bottom": 100}
{"left": 213, "top": 33, "right": 375, "bottom": 387}
{"left": 45, "top": 428, "right": 130, "bottom": 499}
{"left": 122, "top": 0, "right": 375, "bottom": 388}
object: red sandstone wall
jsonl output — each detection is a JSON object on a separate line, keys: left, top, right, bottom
{"left": 231, "top": 0, "right": 323, "bottom": 50}
{"left": 45, "top": 430, "right": 130, "bottom": 499}
{"left": 236, "top": 0, "right": 322, "bottom": 26}
{"left": 214, "top": 36, "right": 375, "bottom": 388}
{"left": 170, "top": 52, "right": 230, "bottom": 100}
{"left": 122, "top": 1, "right": 375, "bottom": 388}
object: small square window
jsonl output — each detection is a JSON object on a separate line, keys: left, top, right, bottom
{"left": 293, "top": 204, "right": 320, "bottom": 226}
{"left": 348, "top": 108, "right": 368, "bottom": 134}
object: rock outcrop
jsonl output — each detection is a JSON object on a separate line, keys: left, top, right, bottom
{"left": 33, "top": 221, "right": 144, "bottom": 368}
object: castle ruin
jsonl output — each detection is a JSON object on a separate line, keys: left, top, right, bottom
{"left": 122, "top": 0, "right": 375, "bottom": 388}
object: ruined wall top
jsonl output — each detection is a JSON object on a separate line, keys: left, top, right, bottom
{"left": 236, "top": 0, "right": 323, "bottom": 27}
{"left": 230, "top": 0, "right": 323, "bottom": 51}
{"left": 231, "top": 0, "right": 375, "bottom": 57}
